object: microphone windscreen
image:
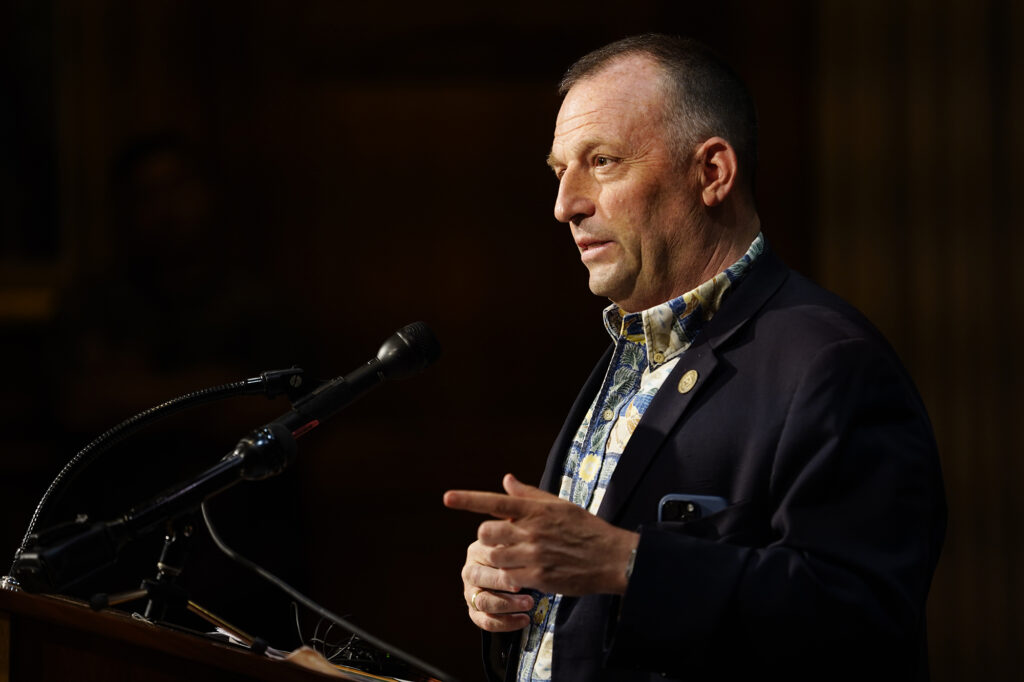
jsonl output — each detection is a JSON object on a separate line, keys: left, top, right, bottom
{"left": 377, "top": 322, "right": 441, "bottom": 380}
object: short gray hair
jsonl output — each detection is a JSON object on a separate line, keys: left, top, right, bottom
{"left": 559, "top": 34, "right": 758, "bottom": 188}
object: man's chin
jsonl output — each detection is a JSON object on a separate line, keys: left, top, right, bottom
{"left": 587, "top": 278, "right": 631, "bottom": 308}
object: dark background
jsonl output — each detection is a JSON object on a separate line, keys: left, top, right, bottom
{"left": 1, "top": 1, "right": 1020, "bottom": 680}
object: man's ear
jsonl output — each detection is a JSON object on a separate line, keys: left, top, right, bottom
{"left": 695, "top": 137, "right": 739, "bottom": 207}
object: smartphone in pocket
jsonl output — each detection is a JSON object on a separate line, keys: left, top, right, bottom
{"left": 658, "top": 494, "right": 728, "bottom": 522}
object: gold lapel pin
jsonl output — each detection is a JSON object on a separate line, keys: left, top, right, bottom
{"left": 678, "top": 369, "right": 698, "bottom": 394}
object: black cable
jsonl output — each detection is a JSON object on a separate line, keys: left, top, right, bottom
{"left": 199, "top": 502, "right": 456, "bottom": 682}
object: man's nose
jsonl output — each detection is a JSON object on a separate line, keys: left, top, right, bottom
{"left": 554, "top": 167, "right": 596, "bottom": 225}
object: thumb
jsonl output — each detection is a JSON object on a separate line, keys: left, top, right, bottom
{"left": 503, "top": 473, "right": 550, "bottom": 500}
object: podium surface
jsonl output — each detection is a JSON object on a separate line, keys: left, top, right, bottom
{"left": 0, "top": 587, "right": 342, "bottom": 681}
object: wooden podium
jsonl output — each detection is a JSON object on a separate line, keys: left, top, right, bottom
{"left": 0, "top": 587, "right": 344, "bottom": 681}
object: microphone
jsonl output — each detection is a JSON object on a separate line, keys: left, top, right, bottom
{"left": 271, "top": 321, "right": 441, "bottom": 441}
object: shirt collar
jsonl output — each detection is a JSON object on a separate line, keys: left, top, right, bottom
{"left": 602, "top": 232, "right": 765, "bottom": 369}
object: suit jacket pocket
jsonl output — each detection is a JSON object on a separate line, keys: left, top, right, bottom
{"left": 659, "top": 499, "right": 773, "bottom": 547}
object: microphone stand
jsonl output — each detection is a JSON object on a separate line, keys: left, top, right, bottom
{"left": 5, "top": 321, "right": 439, "bottom": 592}
{"left": 3, "top": 367, "right": 307, "bottom": 589}
{"left": 8, "top": 423, "right": 296, "bottom": 593}
{"left": 90, "top": 515, "right": 268, "bottom": 655}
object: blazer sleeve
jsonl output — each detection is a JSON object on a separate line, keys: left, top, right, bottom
{"left": 604, "top": 336, "right": 946, "bottom": 678}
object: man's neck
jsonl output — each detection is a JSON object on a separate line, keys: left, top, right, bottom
{"left": 616, "top": 212, "right": 762, "bottom": 314}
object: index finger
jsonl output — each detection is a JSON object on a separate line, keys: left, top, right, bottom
{"left": 443, "top": 490, "right": 535, "bottom": 519}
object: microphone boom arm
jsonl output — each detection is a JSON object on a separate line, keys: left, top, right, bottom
{"left": 7, "top": 321, "right": 440, "bottom": 593}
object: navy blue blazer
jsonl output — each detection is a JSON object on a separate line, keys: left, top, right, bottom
{"left": 484, "top": 247, "right": 946, "bottom": 682}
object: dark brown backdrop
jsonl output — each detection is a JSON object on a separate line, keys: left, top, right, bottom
{"left": 1, "top": 1, "right": 1020, "bottom": 680}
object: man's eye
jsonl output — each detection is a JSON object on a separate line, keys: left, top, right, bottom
{"left": 595, "top": 156, "right": 609, "bottom": 166}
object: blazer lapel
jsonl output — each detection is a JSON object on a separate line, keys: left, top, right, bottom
{"left": 593, "top": 342, "right": 719, "bottom": 523}
{"left": 539, "top": 345, "right": 614, "bottom": 494}
{"left": 595, "top": 247, "right": 791, "bottom": 524}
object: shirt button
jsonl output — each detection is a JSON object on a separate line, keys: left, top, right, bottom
{"left": 602, "top": 409, "right": 615, "bottom": 421}
{"left": 652, "top": 351, "right": 665, "bottom": 364}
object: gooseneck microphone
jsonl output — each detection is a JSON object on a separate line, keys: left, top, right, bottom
{"left": 7, "top": 322, "right": 440, "bottom": 593}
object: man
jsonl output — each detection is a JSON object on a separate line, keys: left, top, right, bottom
{"left": 444, "top": 35, "right": 945, "bottom": 682}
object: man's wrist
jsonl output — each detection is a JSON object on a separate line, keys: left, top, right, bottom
{"left": 611, "top": 531, "right": 641, "bottom": 594}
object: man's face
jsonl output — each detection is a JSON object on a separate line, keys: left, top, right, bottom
{"left": 548, "top": 55, "right": 708, "bottom": 313}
